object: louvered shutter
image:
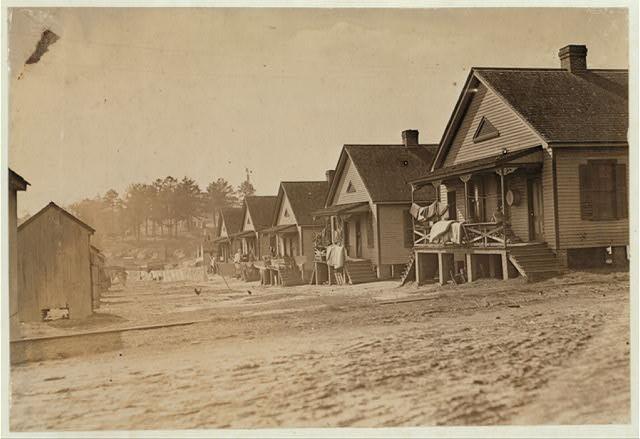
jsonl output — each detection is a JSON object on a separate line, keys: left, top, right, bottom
{"left": 615, "top": 164, "right": 628, "bottom": 219}
{"left": 403, "top": 210, "right": 413, "bottom": 248}
{"left": 579, "top": 164, "right": 593, "bottom": 220}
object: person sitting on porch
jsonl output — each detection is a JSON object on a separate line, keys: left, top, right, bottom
{"left": 491, "top": 204, "right": 505, "bottom": 225}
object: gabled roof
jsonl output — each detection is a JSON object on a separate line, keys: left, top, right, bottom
{"left": 243, "top": 196, "right": 277, "bottom": 231}
{"left": 218, "top": 207, "right": 244, "bottom": 236}
{"left": 9, "top": 168, "right": 29, "bottom": 191}
{"left": 433, "top": 67, "right": 628, "bottom": 170}
{"left": 275, "top": 181, "right": 329, "bottom": 226}
{"left": 18, "top": 202, "right": 95, "bottom": 233}
{"left": 326, "top": 144, "right": 438, "bottom": 204}
{"left": 476, "top": 68, "right": 628, "bottom": 144}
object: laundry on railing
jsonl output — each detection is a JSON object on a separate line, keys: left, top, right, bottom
{"left": 410, "top": 201, "right": 449, "bottom": 223}
{"left": 428, "top": 219, "right": 466, "bottom": 244}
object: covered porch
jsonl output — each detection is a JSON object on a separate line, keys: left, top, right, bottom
{"left": 409, "top": 147, "right": 559, "bottom": 283}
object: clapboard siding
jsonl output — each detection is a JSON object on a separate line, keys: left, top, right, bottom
{"left": 378, "top": 204, "right": 412, "bottom": 265}
{"left": 18, "top": 208, "right": 93, "bottom": 321}
{"left": 330, "top": 156, "right": 371, "bottom": 205}
{"left": 556, "top": 148, "right": 628, "bottom": 249}
{"left": 443, "top": 82, "right": 543, "bottom": 167}
{"left": 542, "top": 151, "right": 557, "bottom": 250}
{"left": 508, "top": 173, "right": 530, "bottom": 242}
{"left": 276, "top": 193, "right": 297, "bottom": 225}
{"left": 242, "top": 209, "right": 255, "bottom": 231}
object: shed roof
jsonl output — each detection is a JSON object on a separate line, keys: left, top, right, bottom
{"left": 278, "top": 181, "right": 329, "bottom": 226}
{"left": 327, "top": 144, "right": 437, "bottom": 204}
{"left": 18, "top": 202, "right": 95, "bottom": 233}
{"left": 244, "top": 196, "right": 277, "bottom": 231}
{"left": 9, "top": 168, "right": 29, "bottom": 191}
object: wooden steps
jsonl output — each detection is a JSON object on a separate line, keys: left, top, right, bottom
{"left": 398, "top": 253, "right": 416, "bottom": 286}
{"left": 508, "top": 243, "right": 564, "bottom": 281}
{"left": 345, "top": 260, "right": 378, "bottom": 284}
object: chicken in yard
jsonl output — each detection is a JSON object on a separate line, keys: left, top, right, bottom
{"left": 247, "top": 290, "right": 252, "bottom": 296}
{"left": 194, "top": 287, "right": 202, "bottom": 296}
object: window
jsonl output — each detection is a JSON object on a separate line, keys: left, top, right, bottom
{"left": 579, "top": 160, "right": 627, "bottom": 221}
{"left": 283, "top": 209, "right": 290, "bottom": 218}
{"left": 403, "top": 210, "right": 413, "bottom": 248}
{"left": 346, "top": 181, "right": 356, "bottom": 193}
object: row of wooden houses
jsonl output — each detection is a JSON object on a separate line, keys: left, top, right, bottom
{"left": 208, "top": 44, "right": 629, "bottom": 286}
{"left": 8, "top": 171, "right": 108, "bottom": 330}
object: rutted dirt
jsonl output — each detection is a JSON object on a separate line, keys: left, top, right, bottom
{"left": 10, "top": 270, "right": 630, "bottom": 430}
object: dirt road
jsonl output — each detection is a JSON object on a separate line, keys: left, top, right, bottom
{"left": 10, "top": 270, "right": 630, "bottom": 430}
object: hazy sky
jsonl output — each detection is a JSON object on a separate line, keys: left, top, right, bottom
{"left": 8, "top": 7, "right": 628, "bottom": 216}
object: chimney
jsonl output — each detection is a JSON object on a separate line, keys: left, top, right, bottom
{"left": 402, "top": 129, "right": 419, "bottom": 147}
{"left": 326, "top": 169, "right": 335, "bottom": 186}
{"left": 559, "top": 44, "right": 587, "bottom": 73}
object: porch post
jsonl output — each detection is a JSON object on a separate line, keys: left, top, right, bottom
{"left": 437, "top": 252, "right": 445, "bottom": 285}
{"left": 415, "top": 251, "right": 421, "bottom": 285}
{"left": 460, "top": 174, "right": 471, "bottom": 220}
{"left": 500, "top": 168, "right": 507, "bottom": 249}
{"left": 465, "top": 253, "right": 474, "bottom": 282}
{"left": 501, "top": 251, "right": 509, "bottom": 280}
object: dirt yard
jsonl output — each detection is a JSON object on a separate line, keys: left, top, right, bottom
{"left": 10, "top": 270, "right": 630, "bottom": 430}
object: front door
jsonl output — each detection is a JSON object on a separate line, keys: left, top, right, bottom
{"left": 355, "top": 219, "right": 363, "bottom": 258}
{"left": 528, "top": 177, "right": 545, "bottom": 241}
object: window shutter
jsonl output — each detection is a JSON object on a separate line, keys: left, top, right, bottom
{"left": 403, "top": 210, "right": 413, "bottom": 248}
{"left": 579, "top": 164, "right": 593, "bottom": 220}
{"left": 615, "top": 164, "right": 628, "bottom": 219}
{"left": 366, "top": 212, "right": 374, "bottom": 248}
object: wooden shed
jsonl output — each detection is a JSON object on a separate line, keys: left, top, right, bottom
{"left": 8, "top": 169, "right": 29, "bottom": 334}
{"left": 17, "top": 202, "right": 96, "bottom": 321}
{"left": 410, "top": 44, "right": 628, "bottom": 284}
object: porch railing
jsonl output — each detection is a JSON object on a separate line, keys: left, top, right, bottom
{"left": 413, "top": 220, "right": 508, "bottom": 248}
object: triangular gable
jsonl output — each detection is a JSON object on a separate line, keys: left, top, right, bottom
{"left": 275, "top": 188, "right": 297, "bottom": 226}
{"left": 326, "top": 150, "right": 372, "bottom": 206}
{"left": 432, "top": 71, "right": 546, "bottom": 170}
{"left": 219, "top": 217, "right": 229, "bottom": 237}
{"left": 241, "top": 205, "right": 255, "bottom": 232}
{"left": 18, "top": 202, "right": 95, "bottom": 233}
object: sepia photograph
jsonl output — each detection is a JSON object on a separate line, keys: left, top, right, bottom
{"left": 1, "top": 2, "right": 637, "bottom": 437}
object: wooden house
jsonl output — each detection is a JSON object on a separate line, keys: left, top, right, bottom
{"left": 234, "top": 195, "right": 278, "bottom": 259}
{"left": 264, "top": 180, "right": 329, "bottom": 279}
{"left": 314, "top": 130, "right": 437, "bottom": 281}
{"left": 410, "top": 44, "right": 628, "bottom": 284}
{"left": 8, "top": 169, "right": 29, "bottom": 334}
{"left": 213, "top": 207, "right": 244, "bottom": 262}
{"left": 17, "top": 202, "right": 96, "bottom": 321}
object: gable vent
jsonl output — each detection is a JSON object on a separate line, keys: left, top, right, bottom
{"left": 346, "top": 181, "right": 356, "bottom": 193}
{"left": 473, "top": 117, "right": 500, "bottom": 143}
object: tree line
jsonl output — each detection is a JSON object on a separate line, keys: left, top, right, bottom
{"left": 68, "top": 176, "right": 256, "bottom": 241}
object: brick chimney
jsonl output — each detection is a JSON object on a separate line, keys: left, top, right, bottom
{"left": 402, "top": 129, "right": 419, "bottom": 147}
{"left": 326, "top": 169, "right": 335, "bottom": 186}
{"left": 559, "top": 44, "right": 587, "bottom": 73}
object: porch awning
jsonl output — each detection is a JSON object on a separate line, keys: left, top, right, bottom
{"left": 262, "top": 224, "right": 298, "bottom": 234}
{"left": 231, "top": 230, "right": 257, "bottom": 239}
{"left": 311, "top": 202, "right": 370, "bottom": 218}
{"left": 213, "top": 236, "right": 230, "bottom": 244}
{"left": 409, "top": 146, "right": 543, "bottom": 188}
